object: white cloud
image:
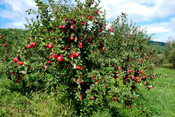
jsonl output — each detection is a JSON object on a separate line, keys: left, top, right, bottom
{"left": 3, "top": 21, "right": 26, "bottom": 29}
{"left": 142, "top": 18, "right": 175, "bottom": 42}
{"left": 98, "top": 0, "right": 175, "bottom": 22}
{"left": 0, "top": 0, "right": 37, "bottom": 28}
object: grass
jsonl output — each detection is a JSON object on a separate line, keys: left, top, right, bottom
{"left": 137, "top": 67, "right": 175, "bottom": 117}
{"left": 0, "top": 66, "right": 175, "bottom": 116}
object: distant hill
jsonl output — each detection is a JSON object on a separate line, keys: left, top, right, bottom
{"left": 149, "top": 40, "right": 166, "bottom": 46}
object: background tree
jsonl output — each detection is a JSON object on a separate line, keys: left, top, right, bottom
{"left": 164, "top": 39, "right": 175, "bottom": 68}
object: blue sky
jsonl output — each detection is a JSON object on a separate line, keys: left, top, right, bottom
{"left": 0, "top": 0, "right": 175, "bottom": 42}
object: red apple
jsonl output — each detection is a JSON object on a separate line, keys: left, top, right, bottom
{"left": 14, "top": 57, "right": 18, "bottom": 63}
{"left": 70, "top": 25, "right": 74, "bottom": 30}
{"left": 68, "top": 54, "right": 74, "bottom": 59}
{"left": 57, "top": 56, "right": 63, "bottom": 62}
{"left": 142, "top": 75, "right": 146, "bottom": 80}
{"left": 81, "top": 15, "right": 85, "bottom": 18}
{"left": 118, "top": 66, "right": 122, "bottom": 70}
{"left": 89, "top": 16, "right": 93, "bottom": 20}
{"left": 3, "top": 43, "right": 7, "bottom": 47}
{"left": 76, "top": 65, "right": 81, "bottom": 70}
{"left": 48, "top": 44, "right": 53, "bottom": 49}
{"left": 90, "top": 96, "right": 94, "bottom": 100}
{"left": 79, "top": 42, "right": 83, "bottom": 48}
{"left": 98, "top": 29, "right": 102, "bottom": 32}
{"left": 18, "top": 61, "right": 24, "bottom": 66}
{"left": 80, "top": 21, "right": 85, "bottom": 26}
{"left": 140, "top": 70, "right": 143, "bottom": 74}
{"left": 42, "top": 65, "right": 46, "bottom": 69}
{"left": 145, "top": 56, "right": 149, "bottom": 60}
{"left": 127, "top": 105, "right": 131, "bottom": 108}
{"left": 139, "top": 58, "right": 142, "bottom": 62}
{"left": 129, "top": 69, "right": 132, "bottom": 73}
{"left": 147, "top": 86, "right": 152, "bottom": 90}
{"left": 76, "top": 79, "right": 80, "bottom": 82}
{"left": 94, "top": 10, "right": 98, "bottom": 13}
{"left": 70, "top": 37, "right": 74, "bottom": 40}
{"left": 31, "top": 42, "right": 36, "bottom": 47}
{"left": 113, "top": 96, "right": 117, "bottom": 101}
{"left": 0, "top": 36, "right": 3, "bottom": 38}
{"left": 27, "top": 44, "right": 32, "bottom": 49}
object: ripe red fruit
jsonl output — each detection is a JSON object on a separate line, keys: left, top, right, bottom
{"left": 10, "top": 72, "right": 15, "bottom": 76}
{"left": 80, "top": 80, "right": 84, "bottom": 84}
{"left": 80, "top": 21, "right": 85, "bottom": 26}
{"left": 79, "top": 42, "right": 83, "bottom": 48}
{"left": 48, "top": 44, "right": 53, "bottom": 49}
{"left": 70, "top": 37, "right": 74, "bottom": 40}
{"left": 108, "top": 28, "right": 111, "bottom": 31}
{"left": 80, "top": 94, "right": 83, "bottom": 100}
{"left": 143, "top": 82, "right": 147, "bottom": 85}
{"left": 98, "top": 29, "right": 102, "bottom": 32}
{"left": 140, "top": 70, "right": 143, "bottom": 74}
{"left": 93, "top": 75, "right": 96, "bottom": 80}
{"left": 131, "top": 75, "right": 135, "bottom": 80}
{"left": 147, "top": 86, "right": 152, "bottom": 90}
{"left": 70, "top": 25, "right": 74, "bottom": 30}
{"left": 81, "top": 15, "right": 85, "bottom": 18}
{"left": 0, "top": 36, "right": 3, "bottom": 38}
{"left": 14, "top": 80, "right": 18, "bottom": 83}
{"left": 31, "top": 42, "right": 36, "bottom": 47}
{"left": 75, "top": 52, "right": 79, "bottom": 57}
{"left": 76, "top": 65, "right": 81, "bottom": 70}
{"left": 90, "top": 96, "right": 94, "bottom": 100}
{"left": 94, "top": 10, "right": 98, "bottom": 13}
{"left": 47, "top": 61, "right": 50, "bottom": 64}
{"left": 59, "top": 25, "right": 65, "bottom": 30}
{"left": 18, "top": 61, "right": 24, "bottom": 66}
{"left": 118, "top": 66, "right": 122, "bottom": 70}
{"left": 27, "top": 44, "right": 32, "bottom": 49}
{"left": 127, "top": 105, "right": 131, "bottom": 108}
{"left": 104, "top": 34, "right": 107, "bottom": 37}
{"left": 78, "top": 37, "right": 82, "bottom": 41}
{"left": 150, "top": 67, "right": 154, "bottom": 70}
{"left": 145, "top": 56, "right": 149, "bottom": 60}
{"left": 129, "top": 69, "right": 132, "bottom": 73}
{"left": 73, "top": 51, "right": 79, "bottom": 57}
{"left": 142, "top": 75, "right": 146, "bottom": 80}
{"left": 139, "top": 58, "right": 142, "bottom": 62}
{"left": 128, "top": 58, "right": 131, "bottom": 62}
{"left": 42, "top": 65, "right": 46, "bottom": 69}
{"left": 135, "top": 77, "right": 139, "bottom": 82}
{"left": 113, "top": 96, "right": 117, "bottom": 101}
{"left": 3, "top": 43, "right": 7, "bottom": 47}
{"left": 14, "top": 57, "right": 18, "bottom": 63}
{"left": 89, "top": 16, "right": 93, "bottom": 20}
{"left": 68, "top": 54, "right": 74, "bottom": 59}
{"left": 76, "top": 79, "right": 80, "bottom": 82}
{"left": 57, "top": 56, "right": 63, "bottom": 62}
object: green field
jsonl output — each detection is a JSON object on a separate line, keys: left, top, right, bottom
{"left": 0, "top": 66, "right": 175, "bottom": 116}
